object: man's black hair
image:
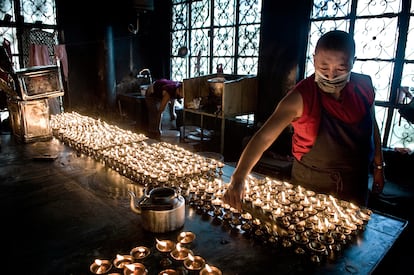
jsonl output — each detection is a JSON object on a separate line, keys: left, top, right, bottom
{"left": 315, "top": 30, "right": 356, "bottom": 57}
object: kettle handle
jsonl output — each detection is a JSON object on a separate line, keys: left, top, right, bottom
{"left": 128, "top": 190, "right": 136, "bottom": 198}
{"left": 128, "top": 190, "right": 146, "bottom": 208}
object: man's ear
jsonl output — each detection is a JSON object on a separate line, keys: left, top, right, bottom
{"left": 349, "top": 56, "right": 356, "bottom": 70}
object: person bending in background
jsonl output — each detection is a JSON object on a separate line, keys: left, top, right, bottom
{"left": 146, "top": 78, "right": 183, "bottom": 138}
{"left": 223, "top": 30, "right": 385, "bottom": 209}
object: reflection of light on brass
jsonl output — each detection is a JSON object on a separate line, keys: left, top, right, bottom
{"left": 156, "top": 238, "right": 174, "bottom": 252}
{"left": 200, "top": 264, "right": 223, "bottom": 275}
{"left": 177, "top": 231, "right": 195, "bottom": 244}
{"left": 184, "top": 254, "right": 205, "bottom": 271}
{"left": 90, "top": 259, "right": 112, "bottom": 274}
{"left": 170, "top": 243, "right": 192, "bottom": 261}
{"left": 113, "top": 254, "right": 133, "bottom": 269}
{"left": 130, "top": 246, "right": 150, "bottom": 260}
{"left": 124, "top": 263, "right": 148, "bottom": 275}
{"left": 158, "top": 269, "right": 178, "bottom": 275}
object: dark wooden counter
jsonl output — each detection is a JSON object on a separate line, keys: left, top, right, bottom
{"left": 117, "top": 92, "right": 148, "bottom": 130}
{"left": 0, "top": 134, "right": 407, "bottom": 275}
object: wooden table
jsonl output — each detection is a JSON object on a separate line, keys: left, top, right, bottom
{"left": 0, "top": 134, "right": 407, "bottom": 275}
{"left": 117, "top": 92, "right": 148, "bottom": 130}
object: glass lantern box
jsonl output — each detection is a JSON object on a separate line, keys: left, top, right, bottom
{"left": 15, "top": 64, "right": 64, "bottom": 101}
{"left": 7, "top": 64, "right": 64, "bottom": 143}
{"left": 7, "top": 98, "right": 51, "bottom": 142}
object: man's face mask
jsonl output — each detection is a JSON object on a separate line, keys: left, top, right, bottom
{"left": 314, "top": 70, "right": 351, "bottom": 94}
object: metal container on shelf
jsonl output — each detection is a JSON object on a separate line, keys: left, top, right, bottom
{"left": 207, "top": 76, "right": 225, "bottom": 97}
{"left": 183, "top": 73, "right": 258, "bottom": 116}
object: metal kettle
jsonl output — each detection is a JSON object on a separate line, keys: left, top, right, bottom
{"left": 128, "top": 186, "right": 185, "bottom": 233}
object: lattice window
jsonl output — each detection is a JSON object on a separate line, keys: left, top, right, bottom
{"left": 306, "top": 0, "right": 414, "bottom": 151}
{"left": 0, "top": 0, "right": 58, "bottom": 70}
{"left": 171, "top": 0, "right": 262, "bottom": 81}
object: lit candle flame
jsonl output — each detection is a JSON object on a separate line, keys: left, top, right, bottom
{"left": 316, "top": 199, "right": 322, "bottom": 207}
{"left": 317, "top": 218, "right": 323, "bottom": 230}
{"left": 216, "top": 178, "right": 223, "bottom": 189}
{"left": 245, "top": 180, "right": 250, "bottom": 193}
{"left": 275, "top": 207, "right": 282, "bottom": 215}
{"left": 324, "top": 217, "right": 330, "bottom": 228}
{"left": 330, "top": 195, "right": 339, "bottom": 207}
{"left": 188, "top": 253, "right": 195, "bottom": 261}
{"left": 349, "top": 202, "right": 359, "bottom": 210}
{"left": 206, "top": 264, "right": 212, "bottom": 272}
{"left": 125, "top": 263, "right": 135, "bottom": 272}
{"left": 94, "top": 259, "right": 102, "bottom": 265}
{"left": 156, "top": 238, "right": 167, "bottom": 247}
{"left": 333, "top": 212, "right": 339, "bottom": 223}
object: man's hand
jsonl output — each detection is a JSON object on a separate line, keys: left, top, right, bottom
{"left": 372, "top": 168, "right": 385, "bottom": 195}
{"left": 222, "top": 177, "right": 245, "bottom": 211}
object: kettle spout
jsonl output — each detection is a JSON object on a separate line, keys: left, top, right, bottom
{"left": 128, "top": 190, "right": 142, "bottom": 215}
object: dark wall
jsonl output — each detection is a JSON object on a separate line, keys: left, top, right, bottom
{"left": 257, "top": 0, "right": 312, "bottom": 123}
{"left": 56, "top": 0, "right": 170, "bottom": 116}
{"left": 56, "top": 0, "right": 312, "bottom": 127}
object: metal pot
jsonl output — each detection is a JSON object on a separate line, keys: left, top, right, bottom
{"left": 128, "top": 187, "right": 185, "bottom": 233}
{"left": 207, "top": 77, "right": 225, "bottom": 97}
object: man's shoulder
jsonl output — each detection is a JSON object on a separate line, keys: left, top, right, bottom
{"left": 350, "top": 72, "right": 372, "bottom": 83}
{"left": 349, "top": 72, "right": 375, "bottom": 102}
{"left": 294, "top": 75, "right": 318, "bottom": 96}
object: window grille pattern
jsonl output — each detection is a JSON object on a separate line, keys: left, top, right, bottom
{"left": 307, "top": 0, "right": 414, "bottom": 151}
{"left": 20, "top": 0, "right": 57, "bottom": 25}
{"left": 0, "top": 0, "right": 57, "bottom": 70}
{"left": 171, "top": 0, "right": 261, "bottom": 81}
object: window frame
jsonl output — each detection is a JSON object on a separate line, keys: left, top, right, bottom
{"left": 0, "top": 0, "right": 59, "bottom": 70}
{"left": 305, "top": 0, "right": 414, "bottom": 151}
{"left": 170, "top": 0, "right": 262, "bottom": 81}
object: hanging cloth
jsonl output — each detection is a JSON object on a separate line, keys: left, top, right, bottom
{"left": 54, "top": 44, "right": 68, "bottom": 80}
{"left": 22, "top": 29, "right": 57, "bottom": 68}
{"left": 29, "top": 44, "right": 51, "bottom": 66}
